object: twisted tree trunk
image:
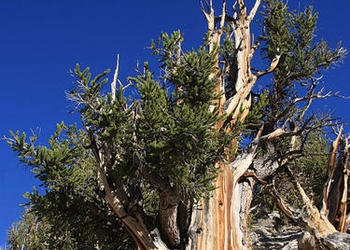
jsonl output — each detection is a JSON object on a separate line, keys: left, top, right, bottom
{"left": 184, "top": 1, "right": 274, "bottom": 248}
{"left": 187, "top": 168, "right": 255, "bottom": 249}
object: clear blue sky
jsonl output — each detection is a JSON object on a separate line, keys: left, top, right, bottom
{"left": 0, "top": 0, "right": 349, "bottom": 245}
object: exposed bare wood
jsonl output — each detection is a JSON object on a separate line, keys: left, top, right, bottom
{"left": 339, "top": 136, "right": 350, "bottom": 232}
{"left": 247, "top": 0, "right": 261, "bottom": 22}
{"left": 243, "top": 170, "right": 267, "bottom": 184}
{"left": 223, "top": 79, "right": 255, "bottom": 121}
{"left": 261, "top": 127, "right": 285, "bottom": 141}
{"left": 202, "top": 1, "right": 230, "bottom": 116}
{"left": 221, "top": 1, "right": 264, "bottom": 124}
{"left": 111, "top": 54, "right": 119, "bottom": 103}
{"left": 326, "top": 135, "right": 349, "bottom": 232}
{"left": 255, "top": 53, "right": 281, "bottom": 78}
{"left": 236, "top": 0, "right": 247, "bottom": 18}
{"left": 188, "top": 125, "right": 266, "bottom": 249}
{"left": 231, "top": 148, "right": 257, "bottom": 187}
{"left": 286, "top": 167, "right": 337, "bottom": 239}
{"left": 219, "top": 0, "right": 226, "bottom": 29}
{"left": 249, "top": 33, "right": 261, "bottom": 59}
{"left": 321, "top": 126, "right": 343, "bottom": 217}
{"left": 186, "top": 1, "right": 344, "bottom": 249}
{"left": 9, "top": 1, "right": 350, "bottom": 249}
{"left": 337, "top": 154, "right": 349, "bottom": 232}
{"left": 187, "top": 162, "right": 226, "bottom": 249}
{"left": 98, "top": 157, "right": 157, "bottom": 249}
{"left": 272, "top": 181, "right": 300, "bottom": 221}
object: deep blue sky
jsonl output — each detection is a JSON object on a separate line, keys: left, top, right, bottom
{"left": 0, "top": 0, "right": 349, "bottom": 246}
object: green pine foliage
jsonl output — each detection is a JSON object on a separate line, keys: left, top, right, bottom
{"left": 9, "top": 209, "right": 74, "bottom": 250}
{"left": 261, "top": 0, "right": 345, "bottom": 133}
{"left": 130, "top": 31, "right": 230, "bottom": 199}
{"left": 8, "top": 124, "right": 133, "bottom": 249}
{"left": 7, "top": 29, "right": 230, "bottom": 248}
{"left": 291, "top": 129, "right": 329, "bottom": 208}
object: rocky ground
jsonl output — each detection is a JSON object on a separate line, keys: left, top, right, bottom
{"left": 250, "top": 211, "right": 350, "bottom": 250}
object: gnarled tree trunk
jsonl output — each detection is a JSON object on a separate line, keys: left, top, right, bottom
{"left": 187, "top": 167, "right": 255, "bottom": 249}
{"left": 184, "top": 1, "right": 279, "bottom": 248}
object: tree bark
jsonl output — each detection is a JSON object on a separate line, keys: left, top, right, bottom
{"left": 183, "top": 2, "right": 277, "bottom": 248}
{"left": 321, "top": 131, "right": 350, "bottom": 233}
{"left": 185, "top": 165, "right": 257, "bottom": 249}
{"left": 159, "top": 191, "right": 181, "bottom": 248}
{"left": 186, "top": 129, "right": 263, "bottom": 249}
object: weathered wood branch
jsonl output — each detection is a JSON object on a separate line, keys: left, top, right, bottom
{"left": 236, "top": 0, "right": 247, "bottom": 18}
{"left": 231, "top": 124, "right": 266, "bottom": 184}
{"left": 255, "top": 53, "right": 281, "bottom": 78}
{"left": 321, "top": 126, "right": 343, "bottom": 218}
{"left": 323, "top": 131, "right": 349, "bottom": 233}
{"left": 285, "top": 167, "right": 337, "bottom": 239}
{"left": 272, "top": 180, "right": 301, "bottom": 221}
{"left": 247, "top": 0, "right": 261, "bottom": 22}
{"left": 111, "top": 54, "right": 119, "bottom": 103}
{"left": 86, "top": 127, "right": 158, "bottom": 249}
{"left": 98, "top": 154, "right": 156, "bottom": 249}
{"left": 337, "top": 148, "right": 349, "bottom": 232}
{"left": 202, "top": 0, "right": 227, "bottom": 114}
{"left": 219, "top": 0, "right": 226, "bottom": 30}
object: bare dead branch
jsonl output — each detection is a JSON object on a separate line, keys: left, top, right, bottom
{"left": 297, "top": 86, "right": 318, "bottom": 123}
{"left": 230, "top": 124, "right": 264, "bottom": 183}
{"left": 230, "top": 1, "right": 238, "bottom": 27}
{"left": 201, "top": 0, "right": 214, "bottom": 30}
{"left": 219, "top": 0, "right": 226, "bottom": 29}
{"left": 243, "top": 170, "right": 267, "bottom": 184}
{"left": 272, "top": 179, "right": 301, "bottom": 221}
{"left": 255, "top": 53, "right": 281, "bottom": 78}
{"left": 320, "top": 126, "right": 343, "bottom": 218}
{"left": 236, "top": 0, "right": 247, "bottom": 17}
{"left": 251, "top": 127, "right": 287, "bottom": 147}
{"left": 200, "top": 0, "right": 210, "bottom": 12}
{"left": 247, "top": 0, "right": 261, "bottom": 22}
{"left": 250, "top": 34, "right": 261, "bottom": 58}
{"left": 111, "top": 54, "right": 119, "bottom": 103}
{"left": 285, "top": 167, "right": 337, "bottom": 238}
{"left": 293, "top": 88, "right": 333, "bottom": 104}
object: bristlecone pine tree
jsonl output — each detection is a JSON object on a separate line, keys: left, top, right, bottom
{"left": 7, "top": 0, "right": 350, "bottom": 249}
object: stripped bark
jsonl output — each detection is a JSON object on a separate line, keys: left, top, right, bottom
{"left": 321, "top": 131, "right": 350, "bottom": 233}
{"left": 187, "top": 125, "right": 294, "bottom": 249}
{"left": 287, "top": 167, "right": 337, "bottom": 239}
{"left": 186, "top": 1, "right": 282, "bottom": 249}
{"left": 321, "top": 127, "right": 343, "bottom": 218}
